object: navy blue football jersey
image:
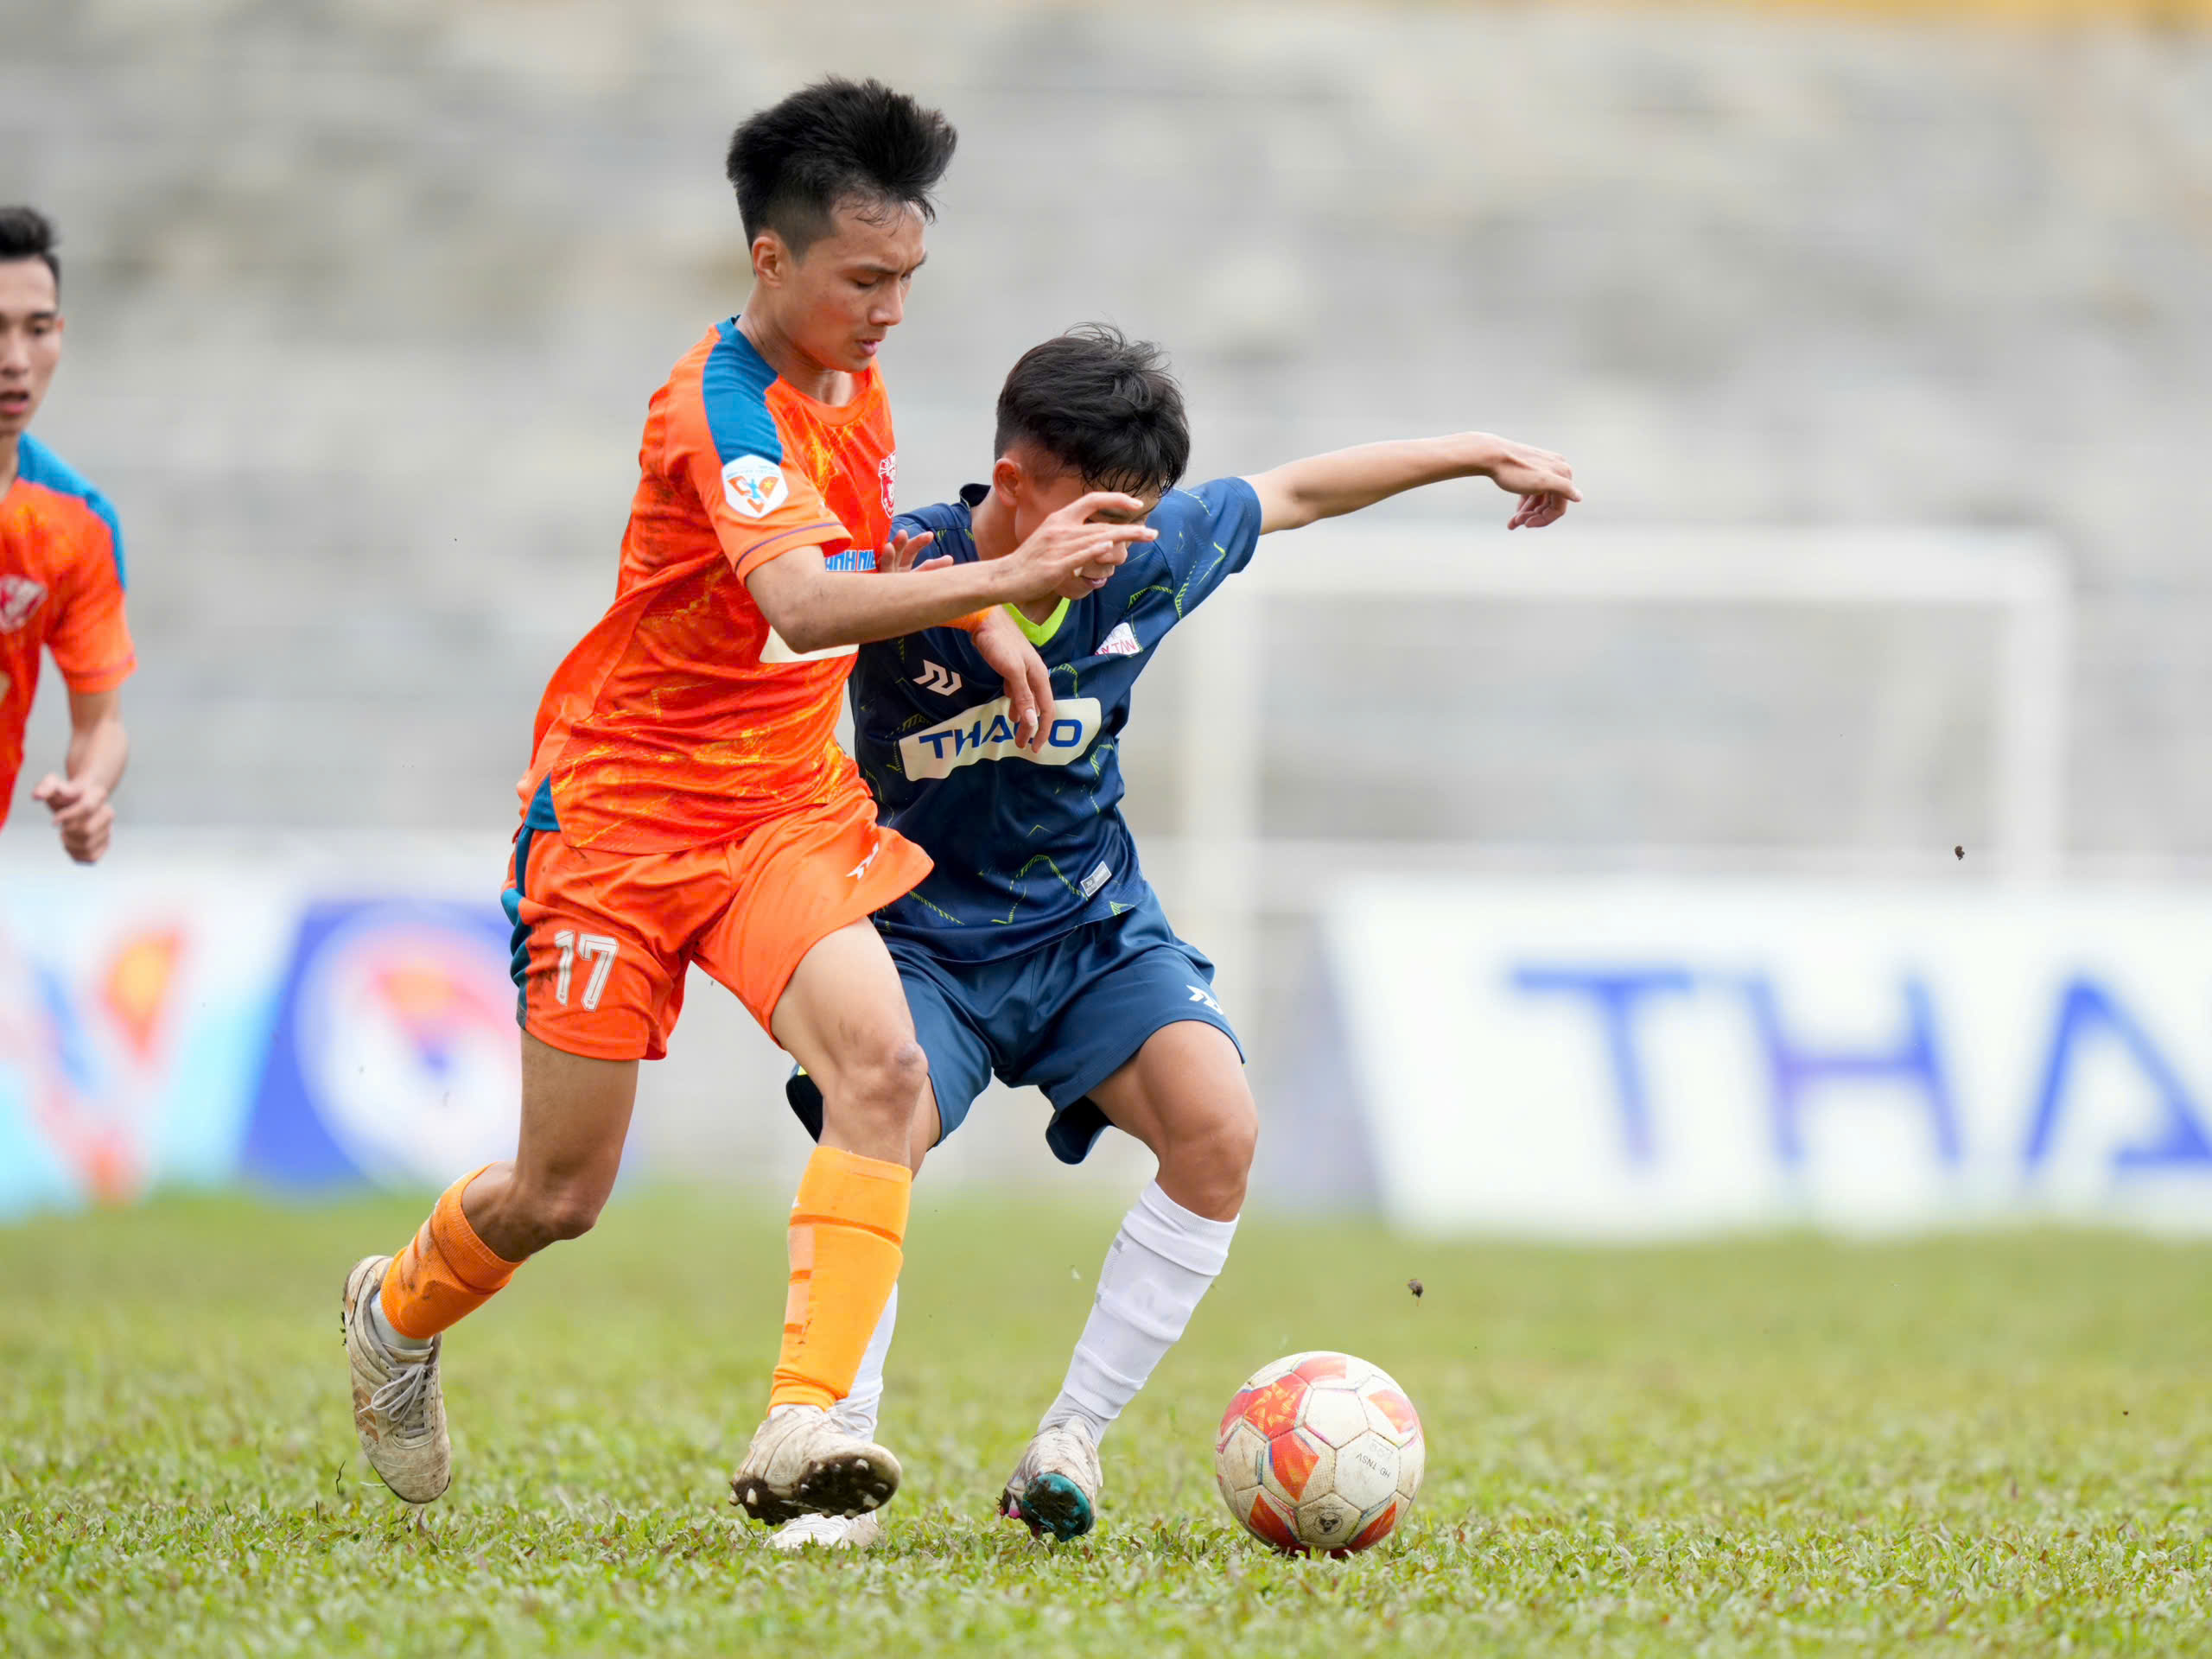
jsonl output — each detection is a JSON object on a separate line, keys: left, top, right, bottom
{"left": 851, "top": 477, "right": 1262, "bottom": 962}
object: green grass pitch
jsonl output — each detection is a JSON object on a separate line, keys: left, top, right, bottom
{"left": 3, "top": 1188, "right": 2209, "bottom": 1656}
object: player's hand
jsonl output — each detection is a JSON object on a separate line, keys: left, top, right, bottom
{"left": 1476, "top": 435, "right": 1580, "bottom": 530}
{"left": 33, "top": 773, "right": 114, "bottom": 865}
{"left": 876, "top": 528, "right": 950, "bottom": 575}
{"left": 1001, "top": 493, "right": 1155, "bottom": 603}
{"left": 969, "top": 609, "right": 1056, "bottom": 753}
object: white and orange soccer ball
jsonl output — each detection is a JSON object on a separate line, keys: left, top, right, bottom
{"left": 1213, "top": 1351, "right": 1425, "bottom": 1556}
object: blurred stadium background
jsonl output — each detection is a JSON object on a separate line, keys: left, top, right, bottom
{"left": 7, "top": 0, "right": 2212, "bottom": 1232}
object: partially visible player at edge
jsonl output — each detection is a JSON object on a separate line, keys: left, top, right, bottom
{"left": 340, "top": 82, "right": 1155, "bottom": 1524}
{"left": 773, "top": 325, "right": 1577, "bottom": 1548}
{"left": 0, "top": 207, "right": 132, "bottom": 865}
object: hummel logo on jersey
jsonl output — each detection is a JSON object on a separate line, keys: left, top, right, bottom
{"left": 898, "top": 696, "right": 1105, "bottom": 781}
{"left": 849, "top": 838, "right": 882, "bottom": 881}
{"left": 1187, "top": 983, "right": 1224, "bottom": 1014}
{"left": 1096, "top": 622, "right": 1142, "bottom": 658}
{"left": 0, "top": 576, "right": 48, "bottom": 632}
{"left": 913, "top": 660, "right": 963, "bottom": 697}
{"left": 721, "top": 454, "right": 788, "bottom": 519}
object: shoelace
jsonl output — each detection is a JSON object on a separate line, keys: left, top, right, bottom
{"left": 368, "top": 1339, "right": 440, "bottom": 1440}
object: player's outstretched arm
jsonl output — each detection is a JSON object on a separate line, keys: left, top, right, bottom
{"left": 31, "top": 686, "right": 128, "bottom": 865}
{"left": 1243, "top": 433, "right": 1580, "bottom": 536}
{"left": 745, "top": 493, "right": 1157, "bottom": 656}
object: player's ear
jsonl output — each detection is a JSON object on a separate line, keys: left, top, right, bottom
{"left": 990, "top": 453, "right": 1024, "bottom": 504}
{"left": 750, "top": 230, "right": 787, "bottom": 289}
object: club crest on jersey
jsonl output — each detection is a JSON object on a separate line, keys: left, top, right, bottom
{"left": 721, "top": 454, "right": 788, "bottom": 519}
{"left": 898, "top": 696, "right": 1105, "bottom": 781}
{"left": 0, "top": 576, "right": 48, "bottom": 632}
{"left": 1096, "top": 621, "right": 1142, "bottom": 658}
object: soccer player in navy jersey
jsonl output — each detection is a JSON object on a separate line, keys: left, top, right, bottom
{"left": 777, "top": 324, "right": 1577, "bottom": 1548}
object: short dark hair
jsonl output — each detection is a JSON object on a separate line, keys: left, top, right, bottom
{"left": 0, "top": 206, "right": 60, "bottom": 293}
{"left": 994, "top": 325, "right": 1191, "bottom": 498}
{"left": 725, "top": 79, "right": 957, "bottom": 256}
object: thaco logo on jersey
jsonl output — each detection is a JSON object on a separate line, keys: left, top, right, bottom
{"left": 899, "top": 696, "right": 1104, "bottom": 780}
{"left": 0, "top": 576, "right": 48, "bottom": 632}
{"left": 1096, "top": 622, "right": 1142, "bottom": 658}
{"left": 721, "top": 454, "right": 789, "bottom": 519}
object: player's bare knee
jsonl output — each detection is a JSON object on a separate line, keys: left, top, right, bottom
{"left": 826, "top": 1036, "right": 930, "bottom": 1139}
{"left": 1186, "top": 1097, "right": 1258, "bottom": 1173}
{"left": 513, "top": 1180, "right": 606, "bottom": 1248}
{"left": 1161, "top": 1101, "right": 1257, "bottom": 1211}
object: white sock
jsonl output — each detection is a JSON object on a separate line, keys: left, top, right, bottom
{"left": 831, "top": 1283, "right": 898, "bottom": 1441}
{"left": 364, "top": 1287, "right": 432, "bottom": 1357}
{"left": 1040, "top": 1181, "right": 1238, "bottom": 1444}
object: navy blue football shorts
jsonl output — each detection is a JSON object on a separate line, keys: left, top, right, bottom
{"left": 785, "top": 894, "right": 1243, "bottom": 1165}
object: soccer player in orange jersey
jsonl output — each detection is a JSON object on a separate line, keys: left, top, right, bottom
{"left": 0, "top": 207, "right": 132, "bottom": 865}
{"left": 340, "top": 80, "right": 1154, "bottom": 1523}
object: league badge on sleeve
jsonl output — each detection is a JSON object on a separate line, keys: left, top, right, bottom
{"left": 0, "top": 576, "right": 48, "bottom": 632}
{"left": 722, "top": 454, "right": 790, "bottom": 519}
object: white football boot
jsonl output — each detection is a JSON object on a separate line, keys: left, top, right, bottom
{"left": 766, "top": 1510, "right": 884, "bottom": 1553}
{"left": 731, "top": 1405, "right": 901, "bottom": 1526}
{"left": 998, "top": 1419, "right": 1103, "bottom": 1541}
{"left": 340, "top": 1255, "right": 451, "bottom": 1503}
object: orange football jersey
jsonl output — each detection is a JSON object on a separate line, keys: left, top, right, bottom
{"left": 524, "top": 321, "right": 899, "bottom": 853}
{"left": 0, "top": 435, "right": 134, "bottom": 826}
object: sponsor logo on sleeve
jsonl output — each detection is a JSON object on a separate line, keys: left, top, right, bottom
{"left": 898, "top": 696, "right": 1104, "bottom": 781}
{"left": 721, "top": 454, "right": 789, "bottom": 519}
{"left": 1080, "top": 861, "right": 1114, "bottom": 899}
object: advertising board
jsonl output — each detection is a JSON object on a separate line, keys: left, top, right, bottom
{"left": 1325, "top": 876, "right": 2212, "bottom": 1236}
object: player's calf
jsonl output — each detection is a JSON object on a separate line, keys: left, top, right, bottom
{"left": 463, "top": 1166, "right": 611, "bottom": 1259}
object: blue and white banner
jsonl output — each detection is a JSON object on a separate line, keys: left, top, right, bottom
{"left": 1325, "top": 877, "right": 2212, "bottom": 1236}
{"left": 0, "top": 861, "right": 519, "bottom": 1218}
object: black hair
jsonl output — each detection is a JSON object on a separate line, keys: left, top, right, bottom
{"left": 0, "top": 206, "right": 59, "bottom": 293}
{"left": 725, "top": 79, "right": 957, "bottom": 256}
{"left": 994, "top": 325, "right": 1191, "bottom": 497}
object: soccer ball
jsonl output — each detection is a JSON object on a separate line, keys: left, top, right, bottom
{"left": 1214, "top": 1351, "right": 1425, "bottom": 1555}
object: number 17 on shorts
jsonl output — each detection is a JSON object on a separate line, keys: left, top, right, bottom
{"left": 551, "top": 931, "right": 620, "bottom": 1012}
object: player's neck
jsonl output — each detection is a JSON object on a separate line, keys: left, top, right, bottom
{"left": 735, "top": 308, "right": 854, "bottom": 407}
{"left": 0, "top": 432, "right": 18, "bottom": 495}
{"left": 969, "top": 490, "right": 1058, "bottom": 626}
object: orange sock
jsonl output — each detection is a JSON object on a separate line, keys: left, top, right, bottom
{"left": 379, "top": 1165, "right": 523, "bottom": 1342}
{"left": 772, "top": 1146, "right": 912, "bottom": 1410}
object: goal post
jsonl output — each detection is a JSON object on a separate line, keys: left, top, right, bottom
{"left": 1171, "top": 523, "right": 2074, "bottom": 1001}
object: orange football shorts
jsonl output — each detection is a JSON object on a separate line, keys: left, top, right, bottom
{"left": 502, "top": 779, "right": 931, "bottom": 1061}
